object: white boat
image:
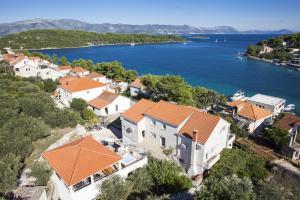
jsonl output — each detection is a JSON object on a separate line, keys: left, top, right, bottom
{"left": 215, "top": 39, "right": 218, "bottom": 43}
{"left": 130, "top": 43, "right": 135, "bottom": 46}
{"left": 230, "top": 90, "right": 245, "bottom": 101}
{"left": 183, "top": 42, "right": 187, "bottom": 45}
{"left": 284, "top": 104, "right": 296, "bottom": 112}
{"left": 236, "top": 56, "right": 243, "bottom": 60}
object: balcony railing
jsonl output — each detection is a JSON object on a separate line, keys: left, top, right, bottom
{"left": 73, "top": 177, "right": 92, "bottom": 192}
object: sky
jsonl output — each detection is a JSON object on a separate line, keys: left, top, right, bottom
{"left": 1, "top": 0, "right": 299, "bottom": 31}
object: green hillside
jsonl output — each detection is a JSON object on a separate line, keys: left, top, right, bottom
{"left": 0, "top": 29, "right": 185, "bottom": 50}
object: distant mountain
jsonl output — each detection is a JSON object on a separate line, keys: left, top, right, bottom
{"left": 0, "top": 19, "right": 294, "bottom": 36}
{"left": 241, "top": 29, "right": 294, "bottom": 34}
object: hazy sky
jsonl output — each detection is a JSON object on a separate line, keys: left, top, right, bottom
{"left": 1, "top": 0, "right": 299, "bottom": 31}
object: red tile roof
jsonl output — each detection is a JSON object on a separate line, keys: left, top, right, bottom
{"left": 3, "top": 53, "right": 25, "bottom": 65}
{"left": 85, "top": 72, "right": 105, "bottom": 79}
{"left": 71, "top": 67, "right": 89, "bottom": 73}
{"left": 88, "top": 91, "right": 119, "bottom": 109}
{"left": 58, "top": 66, "right": 72, "bottom": 71}
{"left": 42, "top": 136, "right": 122, "bottom": 186}
{"left": 144, "top": 100, "right": 195, "bottom": 126}
{"left": 60, "top": 77, "right": 106, "bottom": 93}
{"left": 227, "top": 100, "right": 272, "bottom": 121}
{"left": 122, "top": 99, "right": 156, "bottom": 123}
{"left": 179, "top": 111, "right": 221, "bottom": 144}
{"left": 58, "top": 75, "right": 79, "bottom": 85}
{"left": 273, "top": 114, "right": 300, "bottom": 131}
{"left": 130, "top": 78, "right": 145, "bottom": 89}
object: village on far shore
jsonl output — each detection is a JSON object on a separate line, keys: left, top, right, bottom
{"left": 1, "top": 48, "right": 300, "bottom": 200}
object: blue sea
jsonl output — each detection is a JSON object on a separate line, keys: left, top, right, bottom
{"left": 37, "top": 34, "right": 300, "bottom": 114}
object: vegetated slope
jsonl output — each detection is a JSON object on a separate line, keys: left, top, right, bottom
{"left": 0, "top": 29, "right": 185, "bottom": 49}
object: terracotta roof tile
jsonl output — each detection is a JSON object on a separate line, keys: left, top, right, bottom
{"left": 122, "top": 99, "right": 156, "bottom": 123}
{"left": 71, "top": 67, "right": 89, "bottom": 73}
{"left": 3, "top": 53, "right": 25, "bottom": 65}
{"left": 58, "top": 75, "right": 79, "bottom": 85}
{"left": 88, "top": 91, "right": 118, "bottom": 109}
{"left": 143, "top": 100, "right": 194, "bottom": 126}
{"left": 274, "top": 114, "right": 300, "bottom": 131}
{"left": 60, "top": 77, "right": 106, "bottom": 93}
{"left": 42, "top": 136, "right": 122, "bottom": 186}
{"left": 58, "top": 66, "right": 72, "bottom": 71}
{"left": 85, "top": 72, "right": 105, "bottom": 79}
{"left": 179, "top": 111, "right": 221, "bottom": 144}
{"left": 130, "top": 78, "right": 145, "bottom": 89}
{"left": 227, "top": 100, "right": 272, "bottom": 121}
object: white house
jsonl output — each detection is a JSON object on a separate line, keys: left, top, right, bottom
{"left": 130, "top": 78, "right": 146, "bottom": 97}
{"left": 70, "top": 67, "right": 89, "bottom": 77}
{"left": 121, "top": 99, "right": 235, "bottom": 177}
{"left": 259, "top": 45, "right": 273, "bottom": 54}
{"left": 42, "top": 136, "right": 147, "bottom": 200}
{"left": 88, "top": 91, "right": 131, "bottom": 117}
{"left": 57, "top": 77, "right": 108, "bottom": 106}
{"left": 227, "top": 100, "right": 273, "bottom": 133}
{"left": 247, "top": 93, "right": 285, "bottom": 116}
{"left": 3, "top": 53, "right": 64, "bottom": 80}
{"left": 58, "top": 66, "right": 73, "bottom": 76}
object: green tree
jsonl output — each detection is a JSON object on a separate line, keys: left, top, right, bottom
{"left": 198, "top": 175, "right": 256, "bottom": 200}
{"left": 59, "top": 56, "right": 69, "bottom": 66}
{"left": 0, "top": 154, "right": 20, "bottom": 193}
{"left": 263, "top": 127, "right": 290, "bottom": 147}
{"left": 99, "top": 176, "right": 129, "bottom": 200}
{"left": 43, "top": 79, "right": 58, "bottom": 93}
{"left": 256, "top": 181, "right": 282, "bottom": 200}
{"left": 82, "top": 108, "right": 97, "bottom": 123}
{"left": 247, "top": 45, "right": 258, "bottom": 56}
{"left": 70, "top": 98, "right": 88, "bottom": 112}
{"left": 27, "top": 162, "right": 52, "bottom": 186}
{"left": 52, "top": 54, "right": 58, "bottom": 64}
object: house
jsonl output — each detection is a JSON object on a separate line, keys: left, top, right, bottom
{"left": 88, "top": 91, "right": 131, "bottom": 116}
{"left": 58, "top": 66, "right": 73, "bottom": 75}
{"left": 3, "top": 53, "right": 63, "bottom": 80}
{"left": 14, "top": 186, "right": 47, "bottom": 200}
{"left": 59, "top": 75, "right": 79, "bottom": 85}
{"left": 42, "top": 136, "right": 147, "bottom": 200}
{"left": 259, "top": 45, "right": 273, "bottom": 54}
{"left": 247, "top": 93, "right": 285, "bottom": 116}
{"left": 121, "top": 99, "right": 235, "bottom": 177}
{"left": 227, "top": 100, "right": 272, "bottom": 133}
{"left": 85, "top": 72, "right": 112, "bottom": 84}
{"left": 130, "top": 78, "right": 146, "bottom": 97}
{"left": 70, "top": 67, "right": 89, "bottom": 77}
{"left": 273, "top": 114, "right": 300, "bottom": 160}
{"left": 57, "top": 77, "right": 108, "bottom": 106}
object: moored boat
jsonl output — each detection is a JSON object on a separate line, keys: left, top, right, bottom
{"left": 230, "top": 90, "right": 246, "bottom": 101}
{"left": 284, "top": 104, "right": 296, "bottom": 112}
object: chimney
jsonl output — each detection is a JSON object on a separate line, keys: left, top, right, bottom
{"left": 193, "top": 129, "right": 199, "bottom": 142}
{"left": 66, "top": 81, "right": 69, "bottom": 85}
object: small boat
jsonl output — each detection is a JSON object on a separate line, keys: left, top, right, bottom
{"left": 224, "top": 39, "right": 226, "bottom": 42}
{"left": 130, "top": 43, "right": 135, "bottom": 46}
{"left": 284, "top": 104, "right": 296, "bottom": 112}
{"left": 183, "top": 42, "right": 187, "bottom": 45}
{"left": 236, "top": 56, "right": 243, "bottom": 60}
{"left": 215, "top": 39, "right": 218, "bottom": 43}
{"left": 230, "top": 90, "right": 245, "bottom": 101}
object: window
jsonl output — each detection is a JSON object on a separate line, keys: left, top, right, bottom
{"left": 181, "top": 143, "right": 186, "bottom": 149}
{"left": 115, "top": 105, "right": 119, "bottom": 112}
{"left": 196, "top": 144, "right": 202, "bottom": 150}
{"left": 105, "top": 107, "right": 108, "bottom": 115}
{"left": 160, "top": 137, "right": 166, "bottom": 148}
{"left": 151, "top": 132, "right": 156, "bottom": 138}
{"left": 87, "top": 91, "right": 90, "bottom": 94}
{"left": 151, "top": 119, "right": 156, "bottom": 125}
{"left": 162, "top": 124, "right": 167, "bottom": 130}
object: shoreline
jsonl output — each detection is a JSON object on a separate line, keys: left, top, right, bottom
{"left": 27, "top": 40, "right": 185, "bottom": 51}
{"left": 247, "top": 55, "right": 300, "bottom": 70}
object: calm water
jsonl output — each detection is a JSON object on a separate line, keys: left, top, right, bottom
{"left": 38, "top": 34, "right": 300, "bottom": 114}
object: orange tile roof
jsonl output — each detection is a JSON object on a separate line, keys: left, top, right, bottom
{"left": 28, "top": 56, "right": 41, "bottom": 61}
{"left": 274, "top": 114, "right": 300, "bottom": 131}
{"left": 130, "top": 78, "right": 145, "bottom": 89}
{"left": 179, "top": 111, "right": 221, "bottom": 144}
{"left": 71, "top": 67, "right": 89, "bottom": 73}
{"left": 144, "top": 100, "right": 194, "bottom": 126}
{"left": 58, "top": 75, "right": 79, "bottom": 85}
{"left": 227, "top": 100, "right": 272, "bottom": 121}
{"left": 88, "top": 91, "right": 119, "bottom": 109}
{"left": 122, "top": 99, "right": 156, "bottom": 123}
{"left": 42, "top": 136, "right": 122, "bottom": 186}
{"left": 58, "top": 66, "right": 72, "bottom": 71}
{"left": 3, "top": 53, "right": 25, "bottom": 65}
{"left": 85, "top": 72, "right": 105, "bottom": 79}
{"left": 60, "top": 77, "right": 106, "bottom": 93}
